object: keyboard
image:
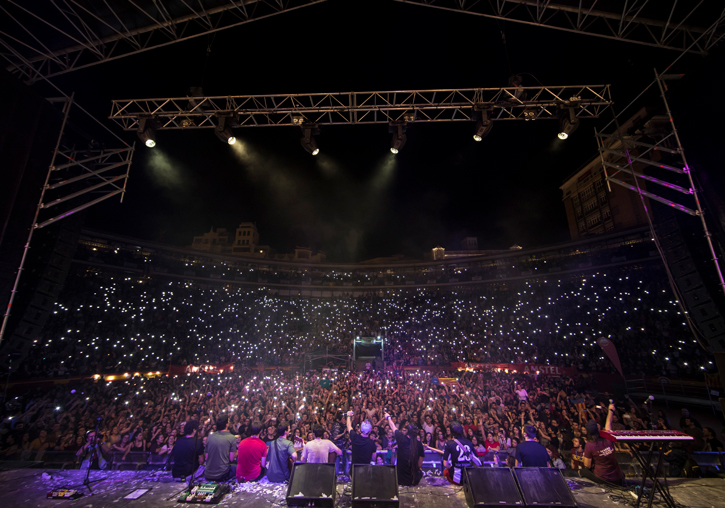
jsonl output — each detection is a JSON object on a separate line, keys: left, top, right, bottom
{"left": 599, "top": 430, "right": 694, "bottom": 442}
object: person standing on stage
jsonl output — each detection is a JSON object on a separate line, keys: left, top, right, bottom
{"left": 301, "top": 425, "right": 342, "bottom": 464}
{"left": 346, "top": 410, "right": 376, "bottom": 467}
{"left": 515, "top": 425, "right": 550, "bottom": 467}
{"left": 385, "top": 412, "right": 424, "bottom": 486}
{"left": 265, "top": 424, "right": 297, "bottom": 483}
{"left": 583, "top": 403, "right": 624, "bottom": 485}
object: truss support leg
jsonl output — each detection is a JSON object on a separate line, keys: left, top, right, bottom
{"left": 0, "top": 95, "right": 74, "bottom": 348}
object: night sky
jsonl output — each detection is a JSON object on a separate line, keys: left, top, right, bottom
{"left": 35, "top": 0, "right": 722, "bottom": 262}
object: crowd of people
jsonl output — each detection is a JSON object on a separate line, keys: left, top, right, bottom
{"left": 2, "top": 368, "right": 723, "bottom": 485}
{"left": 22, "top": 262, "right": 712, "bottom": 381}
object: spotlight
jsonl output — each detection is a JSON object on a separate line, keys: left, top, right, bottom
{"left": 214, "top": 116, "right": 236, "bottom": 145}
{"left": 300, "top": 125, "right": 320, "bottom": 155}
{"left": 390, "top": 123, "right": 406, "bottom": 154}
{"left": 137, "top": 118, "right": 156, "bottom": 148}
{"left": 558, "top": 108, "right": 579, "bottom": 140}
{"left": 472, "top": 110, "right": 492, "bottom": 142}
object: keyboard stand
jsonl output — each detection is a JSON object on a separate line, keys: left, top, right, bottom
{"left": 631, "top": 443, "right": 675, "bottom": 508}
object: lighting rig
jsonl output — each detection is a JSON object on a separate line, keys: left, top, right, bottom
{"left": 113, "top": 84, "right": 612, "bottom": 154}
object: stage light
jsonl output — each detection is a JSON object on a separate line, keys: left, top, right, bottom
{"left": 558, "top": 108, "right": 579, "bottom": 140}
{"left": 472, "top": 108, "right": 492, "bottom": 141}
{"left": 214, "top": 116, "right": 237, "bottom": 145}
{"left": 473, "top": 120, "right": 492, "bottom": 142}
{"left": 300, "top": 125, "right": 320, "bottom": 155}
{"left": 215, "top": 127, "right": 236, "bottom": 145}
{"left": 137, "top": 118, "right": 157, "bottom": 148}
{"left": 390, "top": 123, "right": 406, "bottom": 154}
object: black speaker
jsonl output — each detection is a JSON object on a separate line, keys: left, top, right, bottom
{"left": 286, "top": 463, "right": 337, "bottom": 507}
{"left": 351, "top": 465, "right": 398, "bottom": 508}
{"left": 463, "top": 467, "right": 524, "bottom": 507}
{"left": 684, "top": 286, "right": 712, "bottom": 308}
{"left": 513, "top": 468, "right": 577, "bottom": 507}
{"left": 671, "top": 259, "right": 697, "bottom": 278}
{"left": 676, "top": 272, "right": 703, "bottom": 292}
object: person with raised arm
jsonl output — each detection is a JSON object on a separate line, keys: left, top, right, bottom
{"left": 347, "top": 411, "right": 376, "bottom": 467}
{"left": 583, "top": 402, "right": 624, "bottom": 486}
{"left": 385, "top": 412, "right": 424, "bottom": 486}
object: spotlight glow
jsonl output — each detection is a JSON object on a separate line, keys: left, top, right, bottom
{"left": 390, "top": 147, "right": 399, "bottom": 154}
{"left": 558, "top": 132, "right": 568, "bottom": 140}
{"left": 145, "top": 139, "right": 156, "bottom": 148}
{"left": 227, "top": 137, "right": 236, "bottom": 145}
{"left": 311, "top": 148, "right": 320, "bottom": 156}
{"left": 473, "top": 134, "right": 482, "bottom": 142}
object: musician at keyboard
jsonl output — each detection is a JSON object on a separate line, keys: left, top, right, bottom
{"left": 583, "top": 403, "right": 624, "bottom": 486}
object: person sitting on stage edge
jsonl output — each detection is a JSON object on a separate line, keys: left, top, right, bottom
{"left": 301, "top": 425, "right": 342, "bottom": 464}
{"left": 385, "top": 412, "right": 424, "bottom": 486}
{"left": 515, "top": 425, "right": 550, "bottom": 467}
{"left": 442, "top": 423, "right": 477, "bottom": 485}
{"left": 171, "top": 420, "right": 205, "bottom": 479}
{"left": 237, "top": 420, "right": 268, "bottom": 482}
{"left": 265, "top": 424, "right": 297, "bottom": 483}
{"left": 347, "top": 411, "right": 376, "bottom": 468}
{"left": 583, "top": 403, "right": 624, "bottom": 486}
{"left": 204, "top": 415, "right": 237, "bottom": 482}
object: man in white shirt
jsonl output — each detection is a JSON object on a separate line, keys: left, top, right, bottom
{"left": 301, "top": 426, "right": 342, "bottom": 464}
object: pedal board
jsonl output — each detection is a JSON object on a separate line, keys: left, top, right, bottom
{"left": 177, "top": 483, "right": 230, "bottom": 504}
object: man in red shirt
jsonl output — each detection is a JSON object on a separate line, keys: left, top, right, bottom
{"left": 583, "top": 403, "right": 624, "bottom": 486}
{"left": 236, "top": 422, "right": 268, "bottom": 482}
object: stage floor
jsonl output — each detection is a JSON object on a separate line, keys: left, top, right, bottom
{"left": 4, "top": 468, "right": 724, "bottom": 507}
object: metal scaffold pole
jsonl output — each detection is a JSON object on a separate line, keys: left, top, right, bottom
{"left": 0, "top": 94, "right": 74, "bottom": 348}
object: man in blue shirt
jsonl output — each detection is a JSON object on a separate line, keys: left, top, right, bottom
{"left": 515, "top": 425, "right": 550, "bottom": 467}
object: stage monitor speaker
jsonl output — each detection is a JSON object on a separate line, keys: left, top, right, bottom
{"left": 513, "top": 468, "right": 577, "bottom": 507}
{"left": 463, "top": 467, "right": 524, "bottom": 507}
{"left": 351, "top": 465, "right": 398, "bottom": 508}
{"left": 285, "top": 463, "right": 337, "bottom": 507}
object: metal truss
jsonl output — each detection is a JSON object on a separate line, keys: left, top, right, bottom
{"left": 109, "top": 84, "right": 612, "bottom": 130}
{"left": 596, "top": 70, "right": 725, "bottom": 296}
{"left": 0, "top": 94, "right": 135, "bottom": 347}
{"left": 398, "top": 1, "right": 725, "bottom": 54}
{"left": 0, "top": 0, "right": 325, "bottom": 83}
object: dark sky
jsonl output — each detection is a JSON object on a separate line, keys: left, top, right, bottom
{"left": 40, "top": 0, "right": 719, "bottom": 262}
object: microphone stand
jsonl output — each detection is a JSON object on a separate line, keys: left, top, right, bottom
{"left": 183, "top": 415, "right": 204, "bottom": 500}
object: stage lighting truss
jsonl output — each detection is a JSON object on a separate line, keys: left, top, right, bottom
{"left": 596, "top": 74, "right": 699, "bottom": 217}
{"left": 0, "top": 0, "right": 325, "bottom": 84}
{"left": 396, "top": 1, "right": 725, "bottom": 55}
{"left": 2, "top": 2, "right": 722, "bottom": 85}
{"left": 40, "top": 102, "right": 134, "bottom": 230}
{"left": 109, "top": 84, "right": 612, "bottom": 131}
{"left": 0, "top": 94, "right": 135, "bottom": 351}
{"left": 596, "top": 69, "right": 725, "bottom": 298}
